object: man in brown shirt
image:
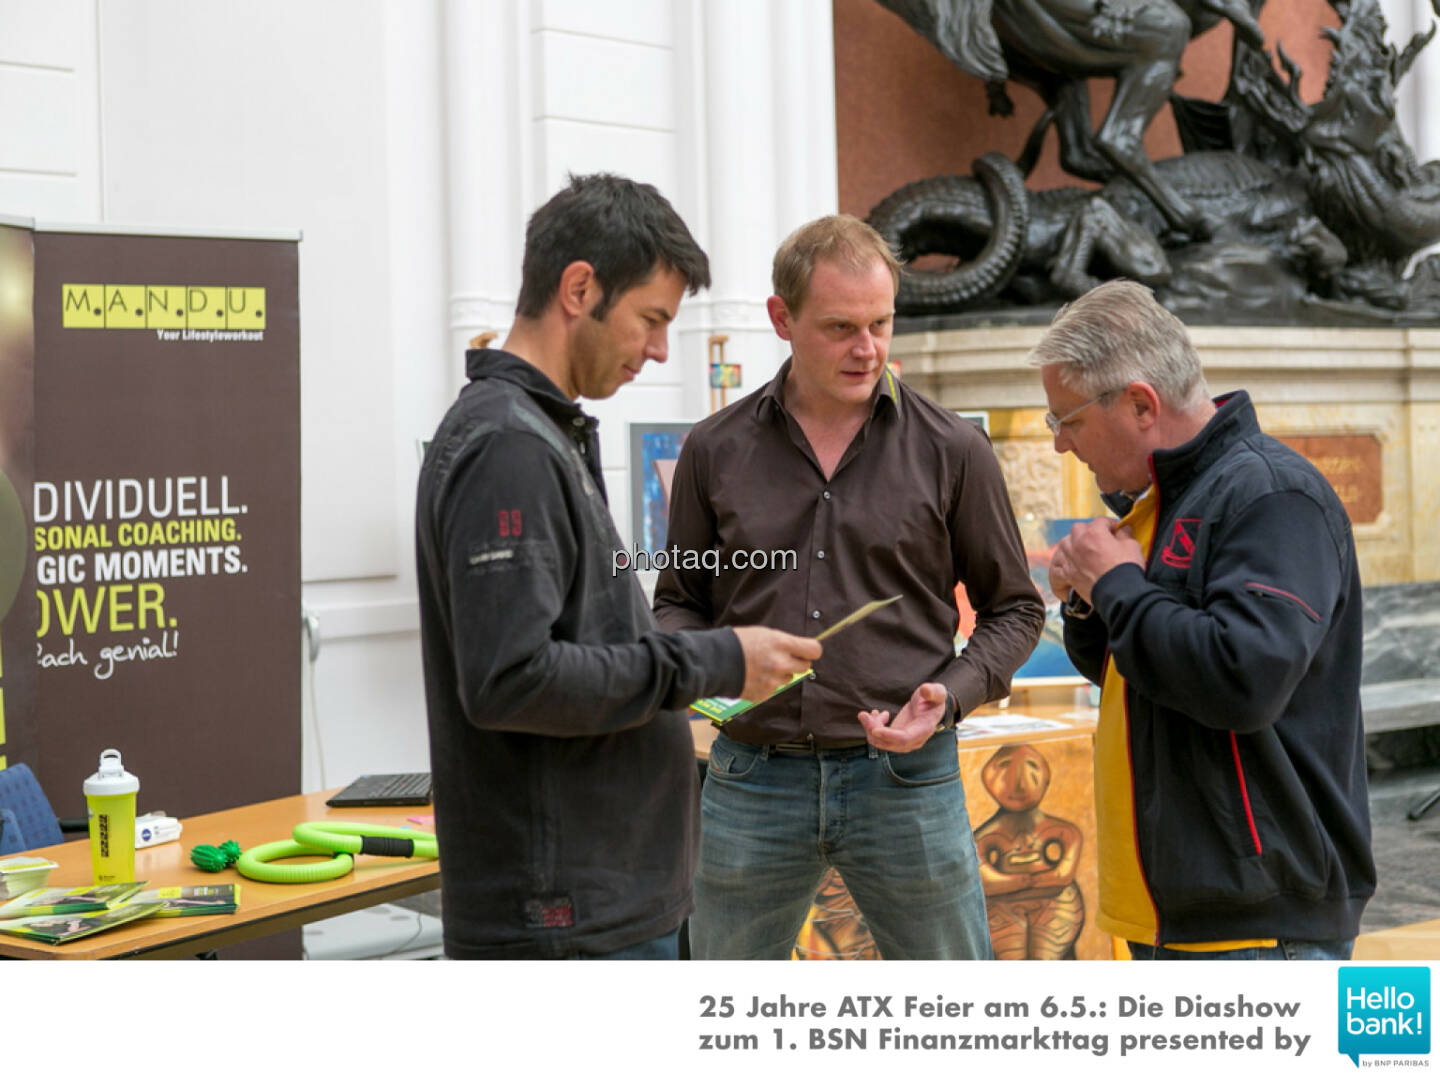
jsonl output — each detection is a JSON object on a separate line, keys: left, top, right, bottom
{"left": 654, "top": 215, "right": 1043, "bottom": 959}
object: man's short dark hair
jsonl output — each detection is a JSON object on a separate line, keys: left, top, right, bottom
{"left": 515, "top": 173, "right": 711, "bottom": 319}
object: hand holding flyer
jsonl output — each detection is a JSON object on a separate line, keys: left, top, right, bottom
{"left": 690, "top": 596, "right": 902, "bottom": 725}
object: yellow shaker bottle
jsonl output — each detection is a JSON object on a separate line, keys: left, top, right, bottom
{"left": 84, "top": 749, "right": 140, "bottom": 883}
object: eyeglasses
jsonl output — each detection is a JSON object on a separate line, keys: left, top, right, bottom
{"left": 1044, "top": 390, "right": 1117, "bottom": 436}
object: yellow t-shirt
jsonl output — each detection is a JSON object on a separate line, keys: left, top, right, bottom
{"left": 1090, "top": 491, "right": 1276, "bottom": 953}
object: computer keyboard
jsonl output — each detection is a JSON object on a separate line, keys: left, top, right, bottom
{"left": 326, "top": 772, "right": 432, "bottom": 807}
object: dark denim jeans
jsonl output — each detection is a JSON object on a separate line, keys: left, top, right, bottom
{"left": 690, "top": 730, "right": 991, "bottom": 960}
{"left": 1127, "top": 938, "right": 1354, "bottom": 961}
{"left": 568, "top": 927, "right": 681, "bottom": 961}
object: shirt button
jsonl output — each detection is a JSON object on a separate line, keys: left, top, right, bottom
{"left": 816, "top": 550, "right": 825, "bottom": 559}
{"left": 811, "top": 610, "right": 821, "bottom": 620}
{"left": 822, "top": 491, "right": 831, "bottom": 500}
{"left": 572, "top": 417, "right": 585, "bottom": 427}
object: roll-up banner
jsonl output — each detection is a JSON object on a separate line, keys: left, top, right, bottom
{"left": 0, "top": 221, "right": 37, "bottom": 776}
{"left": 2, "top": 223, "right": 300, "bottom": 818}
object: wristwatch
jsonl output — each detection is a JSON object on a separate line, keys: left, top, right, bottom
{"left": 939, "top": 689, "right": 960, "bottom": 730}
{"left": 1063, "top": 590, "right": 1094, "bottom": 620}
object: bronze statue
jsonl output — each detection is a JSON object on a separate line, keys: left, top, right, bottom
{"left": 877, "top": 0, "right": 1266, "bottom": 235}
{"left": 869, "top": 0, "right": 1440, "bottom": 323}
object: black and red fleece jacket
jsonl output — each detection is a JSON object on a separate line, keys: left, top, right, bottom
{"left": 1064, "top": 390, "right": 1375, "bottom": 945}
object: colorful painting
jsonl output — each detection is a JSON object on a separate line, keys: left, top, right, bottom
{"left": 957, "top": 517, "right": 1091, "bottom": 682}
{"left": 971, "top": 744, "right": 1086, "bottom": 958}
{"left": 793, "top": 869, "right": 880, "bottom": 961}
{"left": 789, "top": 727, "right": 1106, "bottom": 961}
{"left": 627, "top": 422, "right": 692, "bottom": 556}
{"left": 708, "top": 363, "right": 741, "bottom": 389}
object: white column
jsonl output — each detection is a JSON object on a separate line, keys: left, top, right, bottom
{"left": 771, "top": 0, "right": 840, "bottom": 241}
{"left": 1387, "top": 0, "right": 1420, "bottom": 162}
{"left": 673, "top": 0, "right": 840, "bottom": 418}
{"left": 1389, "top": 0, "right": 1440, "bottom": 271}
{"left": 442, "top": 0, "right": 531, "bottom": 394}
{"left": 1404, "top": 0, "right": 1439, "bottom": 166}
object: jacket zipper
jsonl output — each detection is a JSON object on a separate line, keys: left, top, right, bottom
{"left": 1229, "top": 733, "right": 1265, "bottom": 855}
{"left": 1243, "top": 581, "right": 1321, "bottom": 622}
{"left": 1137, "top": 458, "right": 1164, "bottom": 944}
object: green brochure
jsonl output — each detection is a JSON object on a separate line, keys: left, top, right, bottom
{"left": 689, "top": 595, "right": 903, "bottom": 725}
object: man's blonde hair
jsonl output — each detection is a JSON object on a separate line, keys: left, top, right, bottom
{"left": 772, "top": 214, "right": 901, "bottom": 312}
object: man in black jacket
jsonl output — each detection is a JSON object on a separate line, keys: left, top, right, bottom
{"left": 415, "top": 174, "right": 821, "bottom": 959}
{"left": 1034, "top": 280, "right": 1375, "bottom": 960}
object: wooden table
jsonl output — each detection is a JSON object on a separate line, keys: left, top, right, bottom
{"left": 0, "top": 788, "right": 440, "bottom": 960}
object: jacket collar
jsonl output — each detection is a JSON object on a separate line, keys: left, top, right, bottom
{"left": 464, "top": 348, "right": 596, "bottom": 435}
{"left": 1150, "top": 389, "right": 1258, "bottom": 493}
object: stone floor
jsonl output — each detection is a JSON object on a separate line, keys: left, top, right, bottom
{"left": 1359, "top": 762, "right": 1440, "bottom": 932}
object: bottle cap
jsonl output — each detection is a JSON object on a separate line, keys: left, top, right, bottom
{"left": 83, "top": 748, "right": 140, "bottom": 797}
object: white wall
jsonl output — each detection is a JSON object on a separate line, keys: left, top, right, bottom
{"left": 0, "top": 0, "right": 99, "bottom": 219}
{"left": 0, "top": 0, "right": 838, "bottom": 790}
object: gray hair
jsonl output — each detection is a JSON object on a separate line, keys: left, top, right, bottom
{"left": 1028, "top": 280, "right": 1209, "bottom": 410}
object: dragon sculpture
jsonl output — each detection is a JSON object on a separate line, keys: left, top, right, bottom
{"left": 877, "top": 0, "right": 1268, "bottom": 236}
{"left": 868, "top": 0, "right": 1440, "bottom": 321}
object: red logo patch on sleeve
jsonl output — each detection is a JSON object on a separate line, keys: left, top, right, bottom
{"left": 1161, "top": 517, "right": 1201, "bottom": 569}
{"left": 497, "top": 509, "right": 522, "bottom": 537}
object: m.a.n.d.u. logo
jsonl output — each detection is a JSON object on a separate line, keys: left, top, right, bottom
{"left": 61, "top": 284, "right": 266, "bottom": 330}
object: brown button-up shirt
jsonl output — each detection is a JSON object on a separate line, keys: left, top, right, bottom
{"left": 653, "top": 359, "right": 1044, "bottom": 746}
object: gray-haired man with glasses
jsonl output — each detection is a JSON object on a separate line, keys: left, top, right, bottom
{"left": 1031, "top": 279, "right": 1373, "bottom": 961}
{"left": 1043, "top": 390, "right": 1118, "bottom": 436}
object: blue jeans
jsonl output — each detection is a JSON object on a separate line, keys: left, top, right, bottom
{"left": 568, "top": 927, "right": 680, "bottom": 960}
{"left": 1127, "top": 938, "right": 1354, "bottom": 961}
{"left": 691, "top": 731, "right": 992, "bottom": 960}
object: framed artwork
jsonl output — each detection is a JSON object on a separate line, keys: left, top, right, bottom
{"left": 793, "top": 726, "right": 1108, "bottom": 960}
{"left": 962, "top": 733, "right": 1106, "bottom": 959}
{"left": 627, "top": 421, "right": 693, "bottom": 555}
{"left": 955, "top": 410, "right": 990, "bottom": 435}
{"left": 957, "top": 517, "right": 1091, "bottom": 683}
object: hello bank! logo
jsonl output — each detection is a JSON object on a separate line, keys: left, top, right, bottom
{"left": 61, "top": 284, "right": 266, "bottom": 331}
{"left": 1339, "top": 966, "right": 1430, "bottom": 1066}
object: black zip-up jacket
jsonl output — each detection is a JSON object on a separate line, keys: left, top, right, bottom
{"left": 1064, "top": 391, "right": 1375, "bottom": 944}
{"left": 415, "top": 349, "right": 745, "bottom": 958}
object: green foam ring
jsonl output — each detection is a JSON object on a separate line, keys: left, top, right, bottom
{"left": 233, "top": 823, "right": 434, "bottom": 881}
{"left": 291, "top": 822, "right": 438, "bottom": 859}
{"left": 236, "top": 839, "right": 353, "bottom": 884}
{"left": 232, "top": 824, "right": 436, "bottom": 884}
